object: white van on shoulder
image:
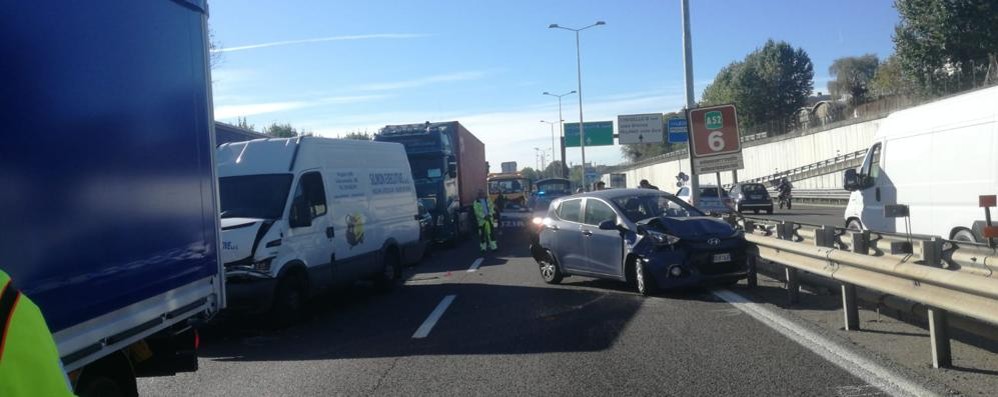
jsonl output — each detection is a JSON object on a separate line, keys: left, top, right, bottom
{"left": 216, "top": 136, "right": 426, "bottom": 321}
{"left": 843, "top": 86, "right": 998, "bottom": 242}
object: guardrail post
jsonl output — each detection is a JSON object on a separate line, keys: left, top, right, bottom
{"left": 928, "top": 307, "right": 952, "bottom": 368}
{"left": 780, "top": 221, "right": 800, "bottom": 305}
{"left": 849, "top": 231, "right": 870, "bottom": 255}
{"left": 841, "top": 284, "right": 860, "bottom": 331}
{"left": 816, "top": 225, "right": 836, "bottom": 248}
{"left": 920, "top": 237, "right": 943, "bottom": 268}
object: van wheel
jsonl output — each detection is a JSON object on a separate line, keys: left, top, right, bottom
{"left": 953, "top": 229, "right": 977, "bottom": 243}
{"left": 847, "top": 219, "right": 863, "bottom": 231}
{"left": 272, "top": 272, "right": 307, "bottom": 327}
{"left": 375, "top": 250, "right": 400, "bottom": 293}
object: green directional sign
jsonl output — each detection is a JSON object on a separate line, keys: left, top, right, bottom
{"left": 705, "top": 110, "right": 723, "bottom": 130}
{"left": 564, "top": 121, "right": 614, "bottom": 147}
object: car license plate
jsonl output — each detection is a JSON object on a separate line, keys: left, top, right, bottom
{"left": 750, "top": 195, "right": 762, "bottom": 199}
{"left": 502, "top": 221, "right": 525, "bottom": 228}
{"left": 712, "top": 253, "right": 731, "bottom": 263}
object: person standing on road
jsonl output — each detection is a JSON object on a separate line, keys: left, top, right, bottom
{"left": 474, "top": 190, "right": 498, "bottom": 252}
{"left": 595, "top": 181, "right": 606, "bottom": 191}
{"left": 639, "top": 179, "right": 659, "bottom": 190}
{"left": 0, "top": 269, "right": 76, "bottom": 397}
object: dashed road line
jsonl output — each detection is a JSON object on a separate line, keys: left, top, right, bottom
{"left": 412, "top": 295, "right": 456, "bottom": 339}
{"left": 467, "top": 258, "right": 483, "bottom": 272}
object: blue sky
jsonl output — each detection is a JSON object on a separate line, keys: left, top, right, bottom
{"left": 208, "top": 0, "right": 899, "bottom": 172}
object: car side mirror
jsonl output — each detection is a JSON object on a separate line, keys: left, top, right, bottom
{"left": 288, "top": 197, "right": 312, "bottom": 228}
{"left": 598, "top": 220, "right": 617, "bottom": 230}
{"left": 843, "top": 169, "right": 861, "bottom": 191}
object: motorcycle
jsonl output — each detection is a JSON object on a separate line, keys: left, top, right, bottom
{"left": 778, "top": 190, "right": 792, "bottom": 210}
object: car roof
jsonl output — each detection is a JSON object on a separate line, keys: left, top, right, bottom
{"left": 562, "top": 188, "right": 679, "bottom": 201}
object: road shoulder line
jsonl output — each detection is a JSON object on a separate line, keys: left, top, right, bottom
{"left": 412, "top": 295, "right": 456, "bottom": 339}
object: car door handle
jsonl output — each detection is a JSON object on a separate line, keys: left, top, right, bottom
{"left": 326, "top": 227, "right": 335, "bottom": 238}
{"left": 582, "top": 230, "right": 593, "bottom": 237}
{"left": 875, "top": 187, "right": 881, "bottom": 202}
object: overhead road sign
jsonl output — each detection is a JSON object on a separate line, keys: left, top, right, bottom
{"left": 617, "top": 113, "right": 664, "bottom": 144}
{"left": 667, "top": 118, "right": 688, "bottom": 143}
{"left": 564, "top": 121, "right": 614, "bottom": 147}
{"left": 688, "top": 104, "right": 743, "bottom": 174}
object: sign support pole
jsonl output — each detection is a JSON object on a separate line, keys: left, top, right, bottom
{"left": 681, "top": 0, "right": 699, "bottom": 206}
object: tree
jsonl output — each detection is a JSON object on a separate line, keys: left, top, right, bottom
{"left": 701, "top": 40, "right": 813, "bottom": 135}
{"left": 341, "top": 132, "right": 372, "bottom": 140}
{"left": 209, "top": 27, "right": 223, "bottom": 70}
{"left": 519, "top": 167, "right": 540, "bottom": 181}
{"left": 894, "top": 0, "right": 998, "bottom": 96}
{"left": 870, "top": 55, "right": 912, "bottom": 97}
{"left": 264, "top": 122, "right": 298, "bottom": 138}
{"left": 543, "top": 160, "right": 565, "bottom": 179}
{"left": 236, "top": 117, "right": 255, "bottom": 131}
{"left": 828, "top": 54, "right": 879, "bottom": 105}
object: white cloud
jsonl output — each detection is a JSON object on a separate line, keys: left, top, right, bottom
{"left": 213, "top": 33, "right": 431, "bottom": 53}
{"left": 214, "top": 95, "right": 389, "bottom": 119}
{"left": 215, "top": 101, "right": 308, "bottom": 119}
{"left": 356, "top": 71, "right": 490, "bottom": 91}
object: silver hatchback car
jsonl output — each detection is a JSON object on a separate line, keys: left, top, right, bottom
{"left": 675, "top": 185, "right": 735, "bottom": 214}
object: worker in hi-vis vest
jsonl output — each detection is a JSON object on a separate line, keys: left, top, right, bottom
{"left": 0, "top": 269, "right": 75, "bottom": 396}
{"left": 473, "top": 190, "right": 498, "bottom": 252}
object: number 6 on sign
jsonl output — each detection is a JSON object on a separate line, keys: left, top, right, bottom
{"left": 708, "top": 131, "right": 725, "bottom": 151}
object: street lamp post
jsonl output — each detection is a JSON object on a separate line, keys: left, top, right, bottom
{"left": 540, "top": 120, "right": 559, "bottom": 175}
{"left": 542, "top": 91, "right": 575, "bottom": 178}
{"left": 549, "top": 21, "right": 605, "bottom": 190}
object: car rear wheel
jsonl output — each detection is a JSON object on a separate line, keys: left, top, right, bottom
{"left": 635, "top": 261, "right": 657, "bottom": 296}
{"left": 538, "top": 251, "right": 563, "bottom": 284}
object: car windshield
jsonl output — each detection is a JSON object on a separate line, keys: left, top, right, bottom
{"left": 741, "top": 184, "right": 767, "bottom": 193}
{"left": 219, "top": 174, "right": 293, "bottom": 219}
{"left": 611, "top": 193, "right": 705, "bottom": 222}
{"left": 536, "top": 180, "right": 571, "bottom": 194}
{"left": 699, "top": 187, "right": 729, "bottom": 198}
{"left": 489, "top": 179, "right": 528, "bottom": 193}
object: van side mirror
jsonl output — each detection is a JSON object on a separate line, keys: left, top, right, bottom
{"left": 289, "top": 197, "right": 312, "bottom": 228}
{"left": 843, "top": 169, "right": 861, "bottom": 191}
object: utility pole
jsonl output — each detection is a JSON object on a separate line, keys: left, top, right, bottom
{"left": 681, "top": 0, "right": 700, "bottom": 206}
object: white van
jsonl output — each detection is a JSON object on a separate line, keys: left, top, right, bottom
{"left": 843, "top": 86, "right": 998, "bottom": 242}
{"left": 216, "top": 137, "right": 425, "bottom": 321}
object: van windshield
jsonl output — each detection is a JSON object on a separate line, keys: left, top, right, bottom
{"left": 219, "top": 174, "right": 294, "bottom": 219}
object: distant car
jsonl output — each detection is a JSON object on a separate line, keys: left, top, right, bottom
{"left": 531, "top": 189, "right": 748, "bottom": 295}
{"left": 728, "top": 183, "right": 773, "bottom": 214}
{"left": 676, "top": 185, "right": 735, "bottom": 214}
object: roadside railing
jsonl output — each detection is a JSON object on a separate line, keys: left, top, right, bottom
{"left": 729, "top": 215, "right": 998, "bottom": 369}
{"left": 763, "top": 189, "right": 850, "bottom": 206}
{"left": 737, "top": 149, "right": 867, "bottom": 187}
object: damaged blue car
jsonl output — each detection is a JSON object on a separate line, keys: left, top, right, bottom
{"left": 530, "top": 189, "right": 748, "bottom": 295}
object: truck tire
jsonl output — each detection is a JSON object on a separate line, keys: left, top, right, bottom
{"left": 76, "top": 352, "right": 138, "bottom": 397}
{"left": 271, "top": 272, "right": 307, "bottom": 327}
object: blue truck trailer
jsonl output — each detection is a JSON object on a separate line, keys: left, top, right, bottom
{"left": 0, "top": 1, "right": 223, "bottom": 395}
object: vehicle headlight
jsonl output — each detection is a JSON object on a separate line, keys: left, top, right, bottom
{"left": 532, "top": 217, "right": 543, "bottom": 225}
{"left": 646, "top": 230, "right": 681, "bottom": 246}
{"left": 252, "top": 257, "right": 274, "bottom": 273}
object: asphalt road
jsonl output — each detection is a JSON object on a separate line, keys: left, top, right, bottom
{"left": 138, "top": 229, "right": 961, "bottom": 396}
{"left": 742, "top": 204, "right": 846, "bottom": 227}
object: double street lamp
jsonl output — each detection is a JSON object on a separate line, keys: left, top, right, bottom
{"left": 541, "top": 91, "right": 575, "bottom": 178}
{"left": 549, "top": 21, "right": 605, "bottom": 189}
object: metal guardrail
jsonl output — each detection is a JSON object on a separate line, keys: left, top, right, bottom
{"left": 730, "top": 215, "right": 998, "bottom": 369}
{"left": 738, "top": 149, "right": 866, "bottom": 187}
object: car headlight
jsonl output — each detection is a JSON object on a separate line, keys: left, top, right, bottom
{"left": 646, "top": 230, "right": 681, "bottom": 246}
{"left": 532, "top": 217, "right": 543, "bottom": 225}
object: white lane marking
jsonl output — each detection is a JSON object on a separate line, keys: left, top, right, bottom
{"left": 412, "top": 295, "right": 456, "bottom": 339}
{"left": 711, "top": 289, "right": 935, "bottom": 397}
{"left": 467, "top": 258, "right": 483, "bottom": 272}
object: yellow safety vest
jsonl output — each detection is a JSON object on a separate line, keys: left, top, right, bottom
{"left": 0, "top": 270, "right": 76, "bottom": 396}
